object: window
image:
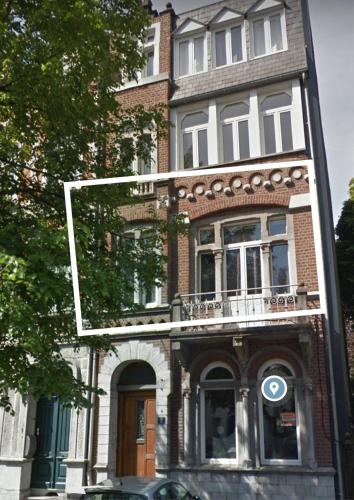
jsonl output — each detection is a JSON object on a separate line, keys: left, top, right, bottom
{"left": 213, "top": 24, "right": 244, "bottom": 67}
{"left": 200, "top": 363, "right": 236, "bottom": 463}
{"left": 176, "top": 35, "right": 206, "bottom": 77}
{"left": 194, "top": 214, "right": 292, "bottom": 302}
{"left": 141, "top": 25, "right": 159, "bottom": 78}
{"left": 220, "top": 102, "right": 250, "bottom": 162}
{"left": 261, "top": 92, "right": 293, "bottom": 154}
{"left": 258, "top": 361, "right": 301, "bottom": 464}
{"left": 181, "top": 111, "right": 208, "bottom": 168}
{"left": 122, "top": 229, "right": 161, "bottom": 308}
{"left": 251, "top": 11, "right": 287, "bottom": 58}
{"left": 122, "top": 133, "right": 156, "bottom": 175}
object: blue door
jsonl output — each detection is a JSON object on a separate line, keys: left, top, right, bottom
{"left": 31, "top": 396, "right": 71, "bottom": 490}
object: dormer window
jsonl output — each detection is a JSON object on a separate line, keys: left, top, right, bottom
{"left": 248, "top": 1, "right": 287, "bottom": 58}
{"left": 174, "top": 18, "right": 207, "bottom": 78}
{"left": 210, "top": 8, "right": 245, "bottom": 68}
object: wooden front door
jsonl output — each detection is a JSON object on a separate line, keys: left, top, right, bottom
{"left": 118, "top": 391, "right": 156, "bottom": 477}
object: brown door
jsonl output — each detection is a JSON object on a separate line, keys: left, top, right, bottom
{"left": 117, "top": 391, "right": 156, "bottom": 477}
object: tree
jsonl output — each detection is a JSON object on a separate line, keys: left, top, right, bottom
{"left": 0, "top": 0, "right": 171, "bottom": 412}
{"left": 336, "top": 178, "right": 354, "bottom": 321}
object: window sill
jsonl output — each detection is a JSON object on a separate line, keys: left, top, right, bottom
{"left": 212, "top": 59, "right": 246, "bottom": 71}
{"left": 166, "top": 464, "right": 336, "bottom": 474}
{"left": 175, "top": 69, "right": 208, "bottom": 81}
{"left": 250, "top": 48, "right": 288, "bottom": 61}
{"left": 113, "top": 72, "right": 170, "bottom": 93}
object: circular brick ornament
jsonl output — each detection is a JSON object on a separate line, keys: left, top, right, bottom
{"left": 272, "top": 172, "right": 282, "bottom": 183}
{"left": 195, "top": 185, "right": 204, "bottom": 195}
{"left": 178, "top": 189, "right": 186, "bottom": 199}
{"left": 292, "top": 169, "right": 302, "bottom": 180}
{"left": 252, "top": 175, "right": 262, "bottom": 186}
{"left": 233, "top": 178, "right": 242, "bottom": 189}
{"left": 213, "top": 182, "right": 223, "bottom": 192}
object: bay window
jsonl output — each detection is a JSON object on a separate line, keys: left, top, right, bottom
{"left": 201, "top": 363, "right": 237, "bottom": 463}
{"left": 260, "top": 92, "right": 293, "bottom": 154}
{"left": 220, "top": 102, "right": 250, "bottom": 162}
{"left": 213, "top": 23, "right": 244, "bottom": 67}
{"left": 251, "top": 11, "right": 287, "bottom": 58}
{"left": 181, "top": 111, "right": 208, "bottom": 168}
{"left": 258, "top": 361, "right": 301, "bottom": 464}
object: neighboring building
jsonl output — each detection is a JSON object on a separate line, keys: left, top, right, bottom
{"left": 0, "top": 1, "right": 352, "bottom": 499}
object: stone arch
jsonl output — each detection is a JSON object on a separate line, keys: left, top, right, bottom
{"left": 95, "top": 340, "right": 170, "bottom": 482}
{"left": 246, "top": 345, "right": 306, "bottom": 379}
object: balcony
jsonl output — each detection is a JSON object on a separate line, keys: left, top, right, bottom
{"left": 131, "top": 181, "right": 154, "bottom": 196}
{"left": 172, "top": 283, "right": 311, "bottom": 330}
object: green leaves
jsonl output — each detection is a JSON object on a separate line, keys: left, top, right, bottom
{"left": 0, "top": 0, "right": 170, "bottom": 411}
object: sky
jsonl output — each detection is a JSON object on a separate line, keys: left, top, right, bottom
{"left": 152, "top": 0, "right": 354, "bottom": 225}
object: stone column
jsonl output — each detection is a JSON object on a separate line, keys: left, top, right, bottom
{"left": 183, "top": 389, "right": 192, "bottom": 465}
{"left": 303, "top": 381, "right": 317, "bottom": 468}
{"left": 239, "top": 387, "right": 252, "bottom": 468}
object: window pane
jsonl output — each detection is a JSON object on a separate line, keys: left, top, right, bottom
{"left": 271, "top": 244, "right": 289, "bottom": 293}
{"left": 280, "top": 111, "right": 293, "bottom": 151}
{"left": 205, "top": 367, "right": 234, "bottom": 380}
{"left": 238, "top": 120, "right": 250, "bottom": 159}
{"left": 269, "top": 218, "right": 287, "bottom": 235}
{"left": 198, "top": 129, "right": 208, "bottom": 166}
{"left": 194, "top": 36, "right": 204, "bottom": 72}
{"left": 183, "top": 132, "right": 193, "bottom": 169}
{"left": 200, "top": 253, "right": 215, "bottom": 300}
{"left": 261, "top": 93, "right": 292, "bottom": 111}
{"left": 224, "top": 222, "right": 261, "bottom": 244}
{"left": 199, "top": 227, "right": 214, "bottom": 245}
{"left": 263, "top": 386, "right": 298, "bottom": 460}
{"left": 263, "top": 115, "right": 276, "bottom": 154}
{"left": 263, "top": 363, "right": 293, "bottom": 378}
{"left": 182, "top": 111, "right": 208, "bottom": 129}
{"left": 246, "top": 247, "right": 262, "bottom": 294}
{"left": 231, "top": 26, "right": 243, "bottom": 62}
{"left": 226, "top": 249, "right": 241, "bottom": 296}
{"left": 223, "top": 123, "right": 234, "bottom": 162}
{"left": 253, "top": 19, "right": 265, "bottom": 56}
{"left": 205, "top": 390, "right": 236, "bottom": 459}
{"left": 179, "top": 40, "right": 189, "bottom": 76}
{"left": 136, "top": 400, "right": 145, "bottom": 440}
{"left": 270, "top": 14, "right": 283, "bottom": 51}
{"left": 145, "top": 51, "right": 154, "bottom": 77}
{"left": 220, "top": 102, "right": 249, "bottom": 120}
{"left": 215, "top": 30, "right": 227, "bottom": 67}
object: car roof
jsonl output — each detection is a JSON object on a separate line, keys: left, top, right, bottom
{"left": 84, "top": 476, "right": 172, "bottom": 494}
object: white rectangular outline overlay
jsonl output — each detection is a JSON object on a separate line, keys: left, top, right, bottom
{"left": 64, "top": 159, "right": 325, "bottom": 336}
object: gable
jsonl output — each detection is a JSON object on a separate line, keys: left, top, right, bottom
{"left": 209, "top": 7, "right": 244, "bottom": 26}
{"left": 174, "top": 17, "right": 206, "bottom": 37}
{"left": 247, "top": 0, "right": 285, "bottom": 15}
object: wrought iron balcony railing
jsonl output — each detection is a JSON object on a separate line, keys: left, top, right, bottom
{"left": 171, "top": 284, "right": 310, "bottom": 329}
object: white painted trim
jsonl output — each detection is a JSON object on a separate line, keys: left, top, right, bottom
{"left": 289, "top": 193, "right": 311, "bottom": 210}
{"left": 249, "top": 89, "right": 262, "bottom": 157}
{"left": 291, "top": 79, "right": 306, "bottom": 150}
{"left": 249, "top": 8, "right": 288, "bottom": 59}
{"left": 208, "top": 99, "right": 218, "bottom": 165}
{"left": 211, "top": 21, "right": 246, "bottom": 69}
{"left": 174, "top": 32, "right": 207, "bottom": 79}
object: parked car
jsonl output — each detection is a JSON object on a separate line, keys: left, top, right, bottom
{"left": 81, "top": 476, "right": 202, "bottom": 500}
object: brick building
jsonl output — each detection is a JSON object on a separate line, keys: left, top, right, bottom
{"left": 0, "top": 1, "right": 352, "bottom": 499}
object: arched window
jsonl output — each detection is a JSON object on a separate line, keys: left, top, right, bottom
{"left": 260, "top": 91, "right": 293, "bottom": 154}
{"left": 258, "top": 360, "right": 301, "bottom": 464}
{"left": 200, "top": 362, "right": 237, "bottom": 463}
{"left": 220, "top": 102, "right": 250, "bottom": 162}
{"left": 181, "top": 111, "right": 208, "bottom": 169}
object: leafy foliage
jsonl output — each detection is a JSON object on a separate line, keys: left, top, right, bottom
{"left": 336, "top": 179, "right": 354, "bottom": 321}
{"left": 0, "top": 0, "right": 172, "bottom": 410}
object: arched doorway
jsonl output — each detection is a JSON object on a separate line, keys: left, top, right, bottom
{"left": 117, "top": 361, "right": 156, "bottom": 477}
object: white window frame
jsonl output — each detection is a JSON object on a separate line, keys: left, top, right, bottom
{"left": 139, "top": 23, "right": 160, "bottom": 80}
{"left": 250, "top": 9, "right": 288, "bottom": 59}
{"left": 260, "top": 90, "right": 293, "bottom": 154}
{"left": 123, "top": 131, "right": 157, "bottom": 175}
{"left": 219, "top": 101, "right": 250, "bottom": 162}
{"left": 212, "top": 22, "right": 246, "bottom": 68}
{"left": 125, "top": 228, "right": 162, "bottom": 309}
{"left": 175, "top": 33, "right": 207, "bottom": 78}
{"left": 257, "top": 359, "right": 302, "bottom": 466}
{"left": 180, "top": 111, "right": 209, "bottom": 169}
{"left": 194, "top": 213, "right": 296, "bottom": 298}
{"left": 222, "top": 224, "right": 264, "bottom": 297}
{"left": 200, "top": 362, "right": 238, "bottom": 464}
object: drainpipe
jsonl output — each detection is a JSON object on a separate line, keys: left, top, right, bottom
{"left": 87, "top": 348, "right": 97, "bottom": 485}
{"left": 83, "top": 346, "right": 97, "bottom": 486}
